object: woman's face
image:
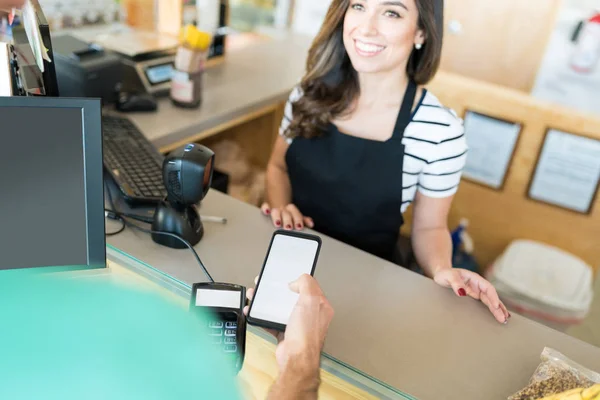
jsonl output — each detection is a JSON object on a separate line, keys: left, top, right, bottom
{"left": 343, "top": 0, "right": 424, "bottom": 75}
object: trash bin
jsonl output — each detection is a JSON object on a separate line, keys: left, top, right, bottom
{"left": 486, "top": 240, "right": 594, "bottom": 332}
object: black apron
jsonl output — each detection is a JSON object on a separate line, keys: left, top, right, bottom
{"left": 285, "top": 80, "right": 417, "bottom": 261}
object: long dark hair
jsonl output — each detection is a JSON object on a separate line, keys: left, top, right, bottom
{"left": 286, "top": 0, "right": 444, "bottom": 139}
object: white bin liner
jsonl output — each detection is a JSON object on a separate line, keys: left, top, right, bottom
{"left": 487, "top": 240, "right": 594, "bottom": 324}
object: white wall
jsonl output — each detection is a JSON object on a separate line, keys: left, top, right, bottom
{"left": 531, "top": 2, "right": 600, "bottom": 115}
{"left": 563, "top": 0, "right": 598, "bottom": 11}
{"left": 291, "top": 0, "right": 331, "bottom": 37}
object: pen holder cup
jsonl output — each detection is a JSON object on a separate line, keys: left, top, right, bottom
{"left": 170, "top": 46, "right": 207, "bottom": 109}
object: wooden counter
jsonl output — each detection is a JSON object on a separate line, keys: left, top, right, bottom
{"left": 107, "top": 190, "right": 600, "bottom": 400}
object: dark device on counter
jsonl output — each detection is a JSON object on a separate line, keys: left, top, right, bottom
{"left": 53, "top": 35, "right": 122, "bottom": 104}
{"left": 116, "top": 91, "right": 158, "bottom": 113}
{"left": 189, "top": 282, "right": 246, "bottom": 373}
{"left": 247, "top": 231, "right": 322, "bottom": 332}
{"left": 102, "top": 115, "right": 167, "bottom": 204}
{"left": 151, "top": 143, "right": 214, "bottom": 248}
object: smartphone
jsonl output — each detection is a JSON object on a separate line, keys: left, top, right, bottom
{"left": 247, "top": 230, "right": 322, "bottom": 332}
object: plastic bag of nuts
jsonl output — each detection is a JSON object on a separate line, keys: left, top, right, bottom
{"left": 508, "top": 348, "right": 600, "bottom": 400}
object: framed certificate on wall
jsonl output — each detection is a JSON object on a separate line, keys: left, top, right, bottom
{"left": 461, "top": 111, "right": 522, "bottom": 190}
{"left": 528, "top": 129, "right": 600, "bottom": 214}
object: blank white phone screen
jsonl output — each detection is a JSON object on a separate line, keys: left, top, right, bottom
{"left": 250, "top": 234, "right": 319, "bottom": 325}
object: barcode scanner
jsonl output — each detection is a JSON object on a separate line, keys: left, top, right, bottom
{"left": 151, "top": 143, "right": 214, "bottom": 249}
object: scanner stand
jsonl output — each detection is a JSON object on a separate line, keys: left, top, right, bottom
{"left": 151, "top": 200, "right": 204, "bottom": 248}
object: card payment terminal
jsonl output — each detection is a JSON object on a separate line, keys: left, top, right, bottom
{"left": 189, "top": 282, "right": 246, "bottom": 372}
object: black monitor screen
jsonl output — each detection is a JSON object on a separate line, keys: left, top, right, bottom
{"left": 0, "top": 97, "right": 105, "bottom": 270}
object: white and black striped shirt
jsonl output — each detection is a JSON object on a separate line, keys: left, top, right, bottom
{"left": 280, "top": 87, "right": 468, "bottom": 214}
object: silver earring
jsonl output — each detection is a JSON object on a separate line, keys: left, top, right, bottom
{"left": 415, "top": 43, "right": 423, "bottom": 50}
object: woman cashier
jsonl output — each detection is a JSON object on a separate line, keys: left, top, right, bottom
{"left": 262, "top": 0, "right": 510, "bottom": 323}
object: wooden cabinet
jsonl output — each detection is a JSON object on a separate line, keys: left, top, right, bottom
{"left": 440, "top": 0, "right": 562, "bottom": 92}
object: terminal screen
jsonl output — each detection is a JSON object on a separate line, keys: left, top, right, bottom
{"left": 196, "top": 289, "right": 241, "bottom": 309}
{"left": 145, "top": 63, "right": 174, "bottom": 85}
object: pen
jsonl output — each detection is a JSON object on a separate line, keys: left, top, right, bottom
{"left": 201, "top": 216, "right": 227, "bottom": 224}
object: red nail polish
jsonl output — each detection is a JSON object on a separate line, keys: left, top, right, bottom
{"left": 275, "top": 220, "right": 281, "bottom": 226}
{"left": 265, "top": 209, "right": 271, "bottom": 215}
{"left": 286, "top": 224, "right": 292, "bottom": 229}
{"left": 297, "top": 224, "right": 302, "bottom": 229}
{"left": 458, "top": 288, "right": 467, "bottom": 297}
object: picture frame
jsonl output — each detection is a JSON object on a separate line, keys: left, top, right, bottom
{"left": 527, "top": 128, "right": 600, "bottom": 215}
{"left": 460, "top": 110, "right": 523, "bottom": 190}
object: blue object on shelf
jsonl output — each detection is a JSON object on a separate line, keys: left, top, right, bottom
{"left": 450, "top": 219, "right": 480, "bottom": 273}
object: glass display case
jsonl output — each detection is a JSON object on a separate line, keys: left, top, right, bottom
{"left": 97, "top": 245, "right": 417, "bottom": 400}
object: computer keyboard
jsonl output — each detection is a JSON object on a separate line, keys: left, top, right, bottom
{"left": 102, "top": 114, "right": 167, "bottom": 204}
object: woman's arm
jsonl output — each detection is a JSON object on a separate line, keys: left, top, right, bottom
{"left": 265, "top": 136, "right": 293, "bottom": 209}
{"left": 410, "top": 191, "right": 453, "bottom": 278}
{"left": 263, "top": 136, "right": 314, "bottom": 230}
{"left": 409, "top": 115, "right": 509, "bottom": 323}
{"left": 411, "top": 192, "right": 510, "bottom": 323}
{"left": 261, "top": 86, "right": 313, "bottom": 230}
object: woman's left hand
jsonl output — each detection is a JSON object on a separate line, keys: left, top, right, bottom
{"left": 433, "top": 268, "right": 510, "bottom": 324}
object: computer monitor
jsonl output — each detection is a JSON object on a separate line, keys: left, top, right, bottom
{"left": 0, "top": 96, "right": 105, "bottom": 271}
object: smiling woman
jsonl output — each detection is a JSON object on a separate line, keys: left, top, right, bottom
{"left": 285, "top": 0, "right": 442, "bottom": 142}
{"left": 262, "top": 0, "right": 512, "bottom": 325}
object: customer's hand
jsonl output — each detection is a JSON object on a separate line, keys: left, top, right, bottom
{"left": 433, "top": 268, "right": 510, "bottom": 324}
{"left": 244, "top": 274, "right": 333, "bottom": 369}
{"left": 244, "top": 274, "right": 334, "bottom": 398}
{"left": 261, "top": 202, "right": 314, "bottom": 231}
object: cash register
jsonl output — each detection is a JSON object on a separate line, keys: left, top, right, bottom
{"left": 52, "top": 26, "right": 227, "bottom": 99}
{"left": 45, "top": 0, "right": 227, "bottom": 99}
{"left": 102, "top": 29, "right": 226, "bottom": 97}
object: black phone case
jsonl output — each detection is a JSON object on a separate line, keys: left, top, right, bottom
{"left": 246, "top": 229, "right": 322, "bottom": 332}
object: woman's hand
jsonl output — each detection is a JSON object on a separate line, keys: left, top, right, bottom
{"left": 261, "top": 202, "right": 314, "bottom": 231}
{"left": 433, "top": 268, "right": 511, "bottom": 324}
